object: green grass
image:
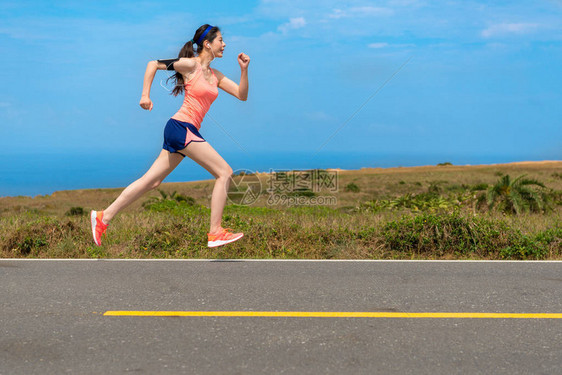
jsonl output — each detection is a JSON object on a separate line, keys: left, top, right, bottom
{"left": 2, "top": 204, "right": 560, "bottom": 260}
{"left": 382, "top": 211, "right": 560, "bottom": 259}
{"left": 1, "top": 162, "right": 561, "bottom": 259}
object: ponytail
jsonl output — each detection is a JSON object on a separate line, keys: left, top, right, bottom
{"left": 166, "top": 24, "right": 221, "bottom": 97}
{"left": 165, "top": 40, "right": 194, "bottom": 96}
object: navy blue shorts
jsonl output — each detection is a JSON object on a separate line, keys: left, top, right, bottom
{"left": 162, "top": 118, "right": 206, "bottom": 157}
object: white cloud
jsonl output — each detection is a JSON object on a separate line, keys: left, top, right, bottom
{"left": 481, "top": 22, "right": 541, "bottom": 38}
{"left": 328, "top": 6, "right": 394, "bottom": 19}
{"left": 368, "top": 42, "right": 389, "bottom": 48}
{"left": 253, "top": 0, "right": 561, "bottom": 46}
{"left": 387, "top": 0, "right": 425, "bottom": 6}
{"left": 277, "top": 17, "right": 306, "bottom": 34}
{"left": 368, "top": 42, "right": 416, "bottom": 49}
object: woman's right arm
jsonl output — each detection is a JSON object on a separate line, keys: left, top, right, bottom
{"left": 140, "top": 61, "right": 159, "bottom": 111}
{"left": 139, "top": 58, "right": 197, "bottom": 110}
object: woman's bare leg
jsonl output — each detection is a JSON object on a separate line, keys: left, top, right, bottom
{"left": 102, "top": 150, "right": 184, "bottom": 223}
{"left": 178, "top": 141, "right": 233, "bottom": 234}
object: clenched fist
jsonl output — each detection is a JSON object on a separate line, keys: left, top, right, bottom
{"left": 238, "top": 53, "right": 250, "bottom": 70}
{"left": 139, "top": 96, "right": 153, "bottom": 111}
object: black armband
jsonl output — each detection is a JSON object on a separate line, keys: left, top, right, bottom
{"left": 157, "top": 58, "right": 179, "bottom": 71}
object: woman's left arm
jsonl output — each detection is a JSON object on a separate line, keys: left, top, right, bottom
{"left": 215, "top": 53, "right": 250, "bottom": 101}
{"left": 238, "top": 53, "right": 250, "bottom": 101}
{"left": 238, "top": 69, "right": 248, "bottom": 101}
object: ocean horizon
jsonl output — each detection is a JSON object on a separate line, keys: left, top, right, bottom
{"left": 0, "top": 150, "right": 557, "bottom": 198}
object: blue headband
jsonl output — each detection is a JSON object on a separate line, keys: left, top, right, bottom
{"left": 195, "top": 25, "right": 213, "bottom": 45}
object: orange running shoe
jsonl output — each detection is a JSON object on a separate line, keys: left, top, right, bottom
{"left": 90, "top": 210, "right": 108, "bottom": 246}
{"left": 207, "top": 227, "right": 244, "bottom": 248}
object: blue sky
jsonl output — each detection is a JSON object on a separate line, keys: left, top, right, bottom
{"left": 1, "top": 0, "right": 561, "bottom": 163}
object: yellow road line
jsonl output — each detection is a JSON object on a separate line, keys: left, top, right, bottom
{"left": 103, "top": 311, "right": 562, "bottom": 319}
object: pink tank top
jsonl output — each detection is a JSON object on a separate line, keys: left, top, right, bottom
{"left": 171, "top": 61, "right": 219, "bottom": 130}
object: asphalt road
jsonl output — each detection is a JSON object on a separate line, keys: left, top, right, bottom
{"left": 1, "top": 259, "right": 561, "bottom": 374}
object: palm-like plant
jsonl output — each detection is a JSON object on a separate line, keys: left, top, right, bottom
{"left": 482, "top": 174, "right": 549, "bottom": 215}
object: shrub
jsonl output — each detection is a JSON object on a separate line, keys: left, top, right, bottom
{"left": 360, "top": 192, "right": 459, "bottom": 213}
{"left": 550, "top": 190, "right": 562, "bottom": 206}
{"left": 3, "top": 217, "right": 84, "bottom": 257}
{"left": 65, "top": 206, "right": 85, "bottom": 216}
{"left": 287, "top": 190, "right": 316, "bottom": 197}
{"left": 445, "top": 184, "right": 469, "bottom": 193}
{"left": 345, "top": 182, "right": 360, "bottom": 192}
{"left": 427, "top": 181, "right": 444, "bottom": 195}
{"left": 532, "top": 227, "right": 562, "bottom": 255}
{"left": 173, "top": 194, "right": 196, "bottom": 205}
{"left": 381, "top": 212, "right": 550, "bottom": 259}
{"left": 471, "top": 183, "right": 488, "bottom": 191}
{"left": 142, "top": 190, "right": 196, "bottom": 208}
{"left": 138, "top": 223, "right": 184, "bottom": 256}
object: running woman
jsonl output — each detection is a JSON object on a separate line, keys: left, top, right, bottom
{"left": 90, "top": 24, "right": 249, "bottom": 248}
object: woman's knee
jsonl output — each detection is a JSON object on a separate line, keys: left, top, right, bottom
{"left": 217, "top": 166, "right": 233, "bottom": 179}
{"left": 139, "top": 175, "right": 162, "bottom": 190}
